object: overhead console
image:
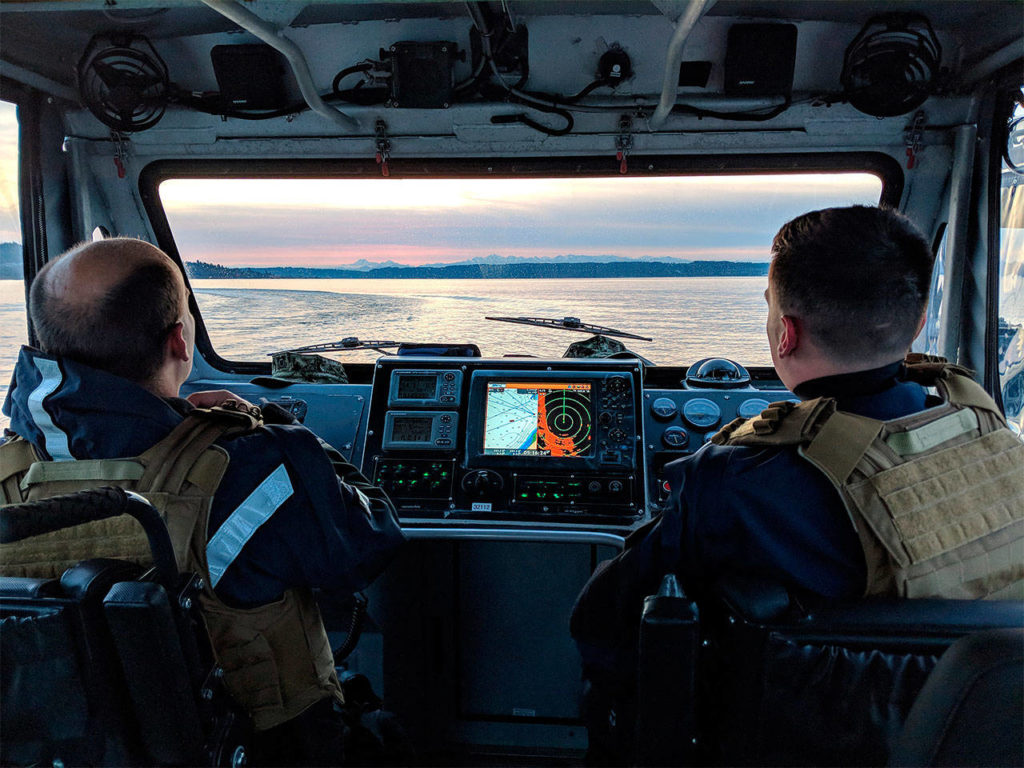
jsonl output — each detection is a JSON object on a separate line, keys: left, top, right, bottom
{"left": 362, "top": 357, "right": 645, "bottom": 524}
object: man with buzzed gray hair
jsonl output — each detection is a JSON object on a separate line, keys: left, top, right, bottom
{"left": 1, "top": 237, "right": 405, "bottom": 765}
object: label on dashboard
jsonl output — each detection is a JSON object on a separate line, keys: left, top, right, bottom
{"left": 471, "top": 502, "right": 492, "bottom": 512}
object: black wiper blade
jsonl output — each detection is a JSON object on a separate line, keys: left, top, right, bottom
{"left": 484, "top": 316, "right": 652, "bottom": 341}
{"left": 270, "top": 337, "right": 402, "bottom": 355}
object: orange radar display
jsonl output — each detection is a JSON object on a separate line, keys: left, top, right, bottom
{"left": 483, "top": 382, "right": 593, "bottom": 457}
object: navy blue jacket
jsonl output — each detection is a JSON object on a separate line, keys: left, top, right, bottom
{"left": 570, "top": 362, "right": 930, "bottom": 671}
{"left": 3, "top": 346, "right": 405, "bottom": 607}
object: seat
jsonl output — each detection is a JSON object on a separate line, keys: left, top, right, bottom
{"left": 0, "top": 487, "right": 248, "bottom": 766}
{"left": 632, "top": 575, "right": 1024, "bottom": 767}
{"left": 889, "top": 627, "right": 1024, "bottom": 767}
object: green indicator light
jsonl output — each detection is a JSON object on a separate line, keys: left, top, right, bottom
{"left": 553, "top": 493, "right": 561, "bottom": 500}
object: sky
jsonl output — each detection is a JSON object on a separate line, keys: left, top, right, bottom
{"left": 0, "top": 102, "right": 19, "bottom": 244}
{"left": 161, "top": 173, "right": 883, "bottom": 268}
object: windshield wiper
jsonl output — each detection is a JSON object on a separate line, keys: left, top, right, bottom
{"left": 484, "top": 316, "right": 652, "bottom": 341}
{"left": 271, "top": 337, "right": 402, "bottom": 355}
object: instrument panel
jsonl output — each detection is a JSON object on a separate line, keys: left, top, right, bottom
{"left": 642, "top": 387, "right": 794, "bottom": 505}
{"left": 358, "top": 355, "right": 793, "bottom": 522}
{"left": 361, "top": 357, "right": 646, "bottom": 523}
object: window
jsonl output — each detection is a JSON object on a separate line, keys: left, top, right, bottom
{"left": 998, "top": 96, "right": 1024, "bottom": 432}
{"left": 0, "top": 100, "right": 22, "bottom": 432}
{"left": 159, "top": 169, "right": 883, "bottom": 367}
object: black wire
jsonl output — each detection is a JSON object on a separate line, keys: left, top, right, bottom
{"left": 172, "top": 89, "right": 308, "bottom": 120}
{"left": 492, "top": 101, "right": 574, "bottom": 136}
{"left": 332, "top": 62, "right": 374, "bottom": 96}
{"left": 670, "top": 97, "right": 792, "bottom": 122}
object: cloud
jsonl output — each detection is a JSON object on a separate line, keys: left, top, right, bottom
{"left": 164, "top": 173, "right": 881, "bottom": 267}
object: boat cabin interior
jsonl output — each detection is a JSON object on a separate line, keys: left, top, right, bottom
{"left": 0, "top": 1, "right": 1021, "bottom": 765}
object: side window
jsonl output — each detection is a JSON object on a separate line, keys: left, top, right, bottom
{"left": 999, "top": 96, "right": 1024, "bottom": 432}
{"left": 917, "top": 226, "right": 945, "bottom": 357}
{"left": 0, "top": 100, "right": 23, "bottom": 432}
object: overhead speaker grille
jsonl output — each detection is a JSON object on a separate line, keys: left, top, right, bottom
{"left": 77, "top": 33, "right": 169, "bottom": 132}
{"left": 841, "top": 13, "right": 941, "bottom": 118}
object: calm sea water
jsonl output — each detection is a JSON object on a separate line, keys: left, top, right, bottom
{"left": 0, "top": 276, "right": 772, "bottom": 428}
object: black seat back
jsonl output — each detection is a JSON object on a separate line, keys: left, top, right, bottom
{"left": 0, "top": 488, "right": 249, "bottom": 766}
{"left": 889, "top": 627, "right": 1024, "bottom": 767}
{"left": 633, "top": 576, "right": 1024, "bottom": 767}
{"left": 1, "top": 560, "right": 147, "bottom": 765}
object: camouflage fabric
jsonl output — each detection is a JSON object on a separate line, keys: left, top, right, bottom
{"left": 563, "top": 334, "right": 651, "bottom": 365}
{"left": 563, "top": 335, "right": 627, "bottom": 358}
{"left": 271, "top": 352, "right": 349, "bottom": 384}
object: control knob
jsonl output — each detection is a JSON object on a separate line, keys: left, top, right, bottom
{"left": 461, "top": 469, "right": 504, "bottom": 497}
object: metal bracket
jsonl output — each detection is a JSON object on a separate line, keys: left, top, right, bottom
{"left": 111, "top": 131, "right": 129, "bottom": 179}
{"left": 615, "top": 114, "right": 633, "bottom": 174}
{"left": 904, "top": 110, "right": 926, "bottom": 170}
{"left": 375, "top": 119, "right": 391, "bottom": 177}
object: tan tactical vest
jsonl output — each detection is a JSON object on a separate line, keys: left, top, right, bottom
{"left": 0, "top": 407, "right": 344, "bottom": 730}
{"left": 711, "top": 359, "right": 1024, "bottom": 600}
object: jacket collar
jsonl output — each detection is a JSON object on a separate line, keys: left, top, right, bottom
{"left": 3, "top": 346, "right": 184, "bottom": 461}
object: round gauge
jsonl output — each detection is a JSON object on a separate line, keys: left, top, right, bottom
{"left": 737, "top": 398, "right": 771, "bottom": 419}
{"left": 682, "top": 398, "right": 721, "bottom": 429}
{"left": 661, "top": 426, "right": 689, "bottom": 448}
{"left": 704, "top": 431, "right": 719, "bottom": 444}
{"left": 651, "top": 397, "right": 678, "bottom": 420}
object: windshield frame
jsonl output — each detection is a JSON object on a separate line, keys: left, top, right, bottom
{"left": 140, "top": 152, "right": 903, "bottom": 375}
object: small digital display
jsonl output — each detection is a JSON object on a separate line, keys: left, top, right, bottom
{"left": 391, "top": 416, "right": 434, "bottom": 443}
{"left": 483, "top": 382, "right": 593, "bottom": 457}
{"left": 396, "top": 374, "right": 438, "bottom": 400}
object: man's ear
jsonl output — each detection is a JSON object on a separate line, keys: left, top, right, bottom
{"left": 913, "top": 310, "right": 928, "bottom": 340}
{"left": 166, "top": 322, "right": 191, "bottom": 363}
{"left": 777, "top": 315, "right": 799, "bottom": 357}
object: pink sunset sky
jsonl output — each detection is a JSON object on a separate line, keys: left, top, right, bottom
{"left": 159, "top": 174, "right": 883, "bottom": 268}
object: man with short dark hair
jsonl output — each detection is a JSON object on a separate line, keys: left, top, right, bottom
{"left": 1, "top": 238, "right": 406, "bottom": 765}
{"left": 570, "top": 205, "right": 1023, "bottom": 760}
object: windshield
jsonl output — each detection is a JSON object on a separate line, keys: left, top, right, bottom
{"left": 160, "top": 171, "right": 883, "bottom": 366}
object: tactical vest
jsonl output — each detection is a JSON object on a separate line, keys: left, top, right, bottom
{"left": 0, "top": 407, "right": 344, "bottom": 730}
{"left": 711, "top": 359, "right": 1024, "bottom": 600}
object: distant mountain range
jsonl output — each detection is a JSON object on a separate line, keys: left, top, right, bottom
{"left": 0, "top": 244, "right": 770, "bottom": 281}
{"left": 187, "top": 258, "right": 769, "bottom": 280}
{"left": 1, "top": 242, "right": 22, "bottom": 279}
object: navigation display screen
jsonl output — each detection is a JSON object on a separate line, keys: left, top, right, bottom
{"left": 483, "top": 382, "right": 593, "bottom": 457}
{"left": 396, "top": 374, "right": 438, "bottom": 400}
{"left": 391, "top": 416, "right": 434, "bottom": 443}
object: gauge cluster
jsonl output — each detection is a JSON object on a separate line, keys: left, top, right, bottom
{"left": 643, "top": 359, "right": 795, "bottom": 508}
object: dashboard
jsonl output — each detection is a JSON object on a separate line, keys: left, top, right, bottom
{"left": 361, "top": 357, "right": 646, "bottom": 524}
{"left": 353, "top": 355, "right": 794, "bottom": 524}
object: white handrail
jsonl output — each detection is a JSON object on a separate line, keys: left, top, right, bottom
{"left": 649, "top": 0, "right": 716, "bottom": 131}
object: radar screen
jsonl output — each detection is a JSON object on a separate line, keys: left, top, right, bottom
{"left": 483, "top": 382, "right": 593, "bottom": 457}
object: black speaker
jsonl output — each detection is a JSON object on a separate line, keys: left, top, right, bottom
{"left": 211, "top": 44, "right": 290, "bottom": 110}
{"left": 388, "top": 41, "right": 457, "bottom": 109}
{"left": 724, "top": 24, "right": 798, "bottom": 98}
